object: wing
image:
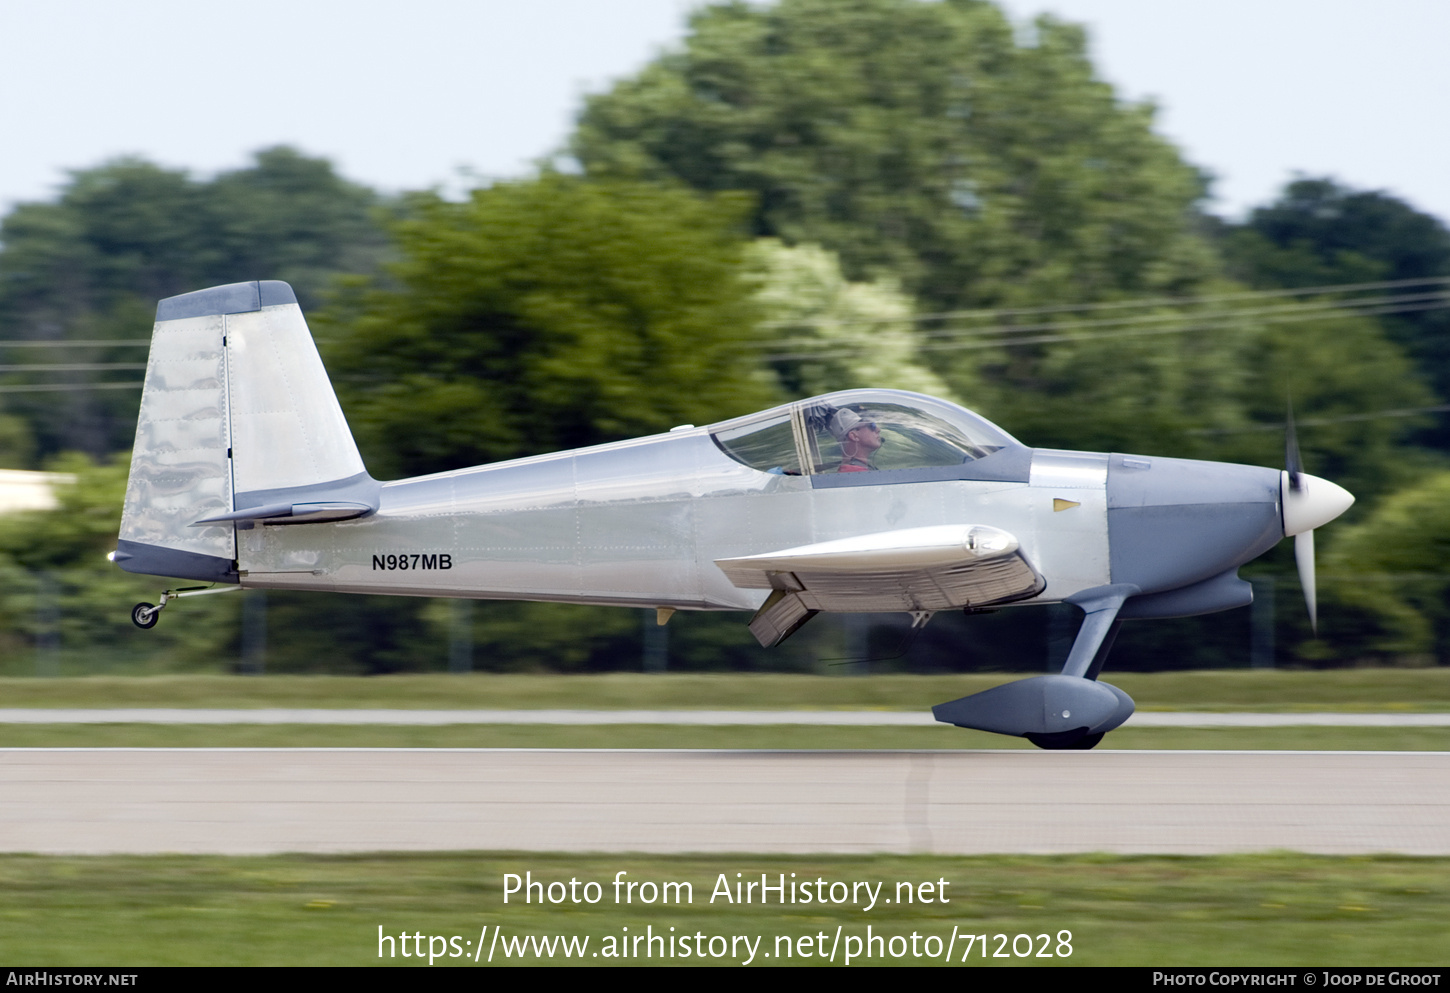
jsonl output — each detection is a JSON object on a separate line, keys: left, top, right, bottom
{"left": 714, "top": 525, "right": 1044, "bottom": 646}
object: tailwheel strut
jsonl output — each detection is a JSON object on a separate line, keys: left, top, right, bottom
{"left": 130, "top": 584, "right": 242, "bottom": 629}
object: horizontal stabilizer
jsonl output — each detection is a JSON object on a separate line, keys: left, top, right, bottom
{"left": 933, "top": 675, "right": 1134, "bottom": 738}
{"left": 192, "top": 501, "right": 373, "bottom": 527}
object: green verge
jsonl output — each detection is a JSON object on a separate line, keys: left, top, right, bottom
{"left": 0, "top": 852, "right": 1445, "bottom": 966}
{"left": 0, "top": 724, "right": 1447, "bottom": 750}
{"left": 3, "top": 669, "right": 1450, "bottom": 711}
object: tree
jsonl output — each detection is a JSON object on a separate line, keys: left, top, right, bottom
{"left": 573, "top": 0, "right": 1219, "bottom": 314}
{"left": 318, "top": 173, "right": 781, "bottom": 479}
{"left": 1322, "top": 470, "right": 1450, "bottom": 663}
{"left": 1218, "top": 178, "right": 1450, "bottom": 447}
{"left": 314, "top": 173, "right": 797, "bottom": 672}
{"left": 0, "top": 454, "right": 240, "bottom": 673}
{"left": 1225, "top": 178, "right": 1450, "bottom": 291}
{"left": 0, "top": 147, "right": 387, "bottom": 460}
{"left": 1221, "top": 181, "right": 1450, "bottom": 665}
{"left": 974, "top": 294, "right": 1435, "bottom": 505}
{"left": 748, "top": 238, "right": 957, "bottom": 399}
{"left": 572, "top": 0, "right": 1353, "bottom": 474}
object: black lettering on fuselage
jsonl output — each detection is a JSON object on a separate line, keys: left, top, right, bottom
{"left": 372, "top": 553, "right": 453, "bottom": 571}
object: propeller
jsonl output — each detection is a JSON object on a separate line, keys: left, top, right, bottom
{"left": 1285, "top": 401, "right": 1303, "bottom": 492}
{"left": 1281, "top": 402, "right": 1354, "bottom": 635}
{"left": 1294, "top": 527, "right": 1317, "bottom": 634}
{"left": 1286, "top": 402, "right": 1315, "bottom": 633}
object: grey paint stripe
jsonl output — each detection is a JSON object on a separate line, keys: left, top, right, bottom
{"left": 112, "top": 539, "right": 238, "bottom": 583}
{"left": 156, "top": 281, "right": 260, "bottom": 321}
{"left": 153, "top": 280, "right": 299, "bottom": 321}
{"left": 0, "top": 709, "right": 1447, "bottom": 727}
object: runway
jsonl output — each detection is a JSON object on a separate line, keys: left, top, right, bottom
{"left": 3, "top": 748, "right": 1447, "bottom": 856}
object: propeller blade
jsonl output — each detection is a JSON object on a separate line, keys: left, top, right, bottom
{"left": 1285, "top": 400, "right": 1303, "bottom": 492}
{"left": 1295, "top": 529, "right": 1317, "bottom": 635}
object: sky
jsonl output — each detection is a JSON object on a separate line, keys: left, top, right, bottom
{"left": 1, "top": 0, "right": 1446, "bottom": 223}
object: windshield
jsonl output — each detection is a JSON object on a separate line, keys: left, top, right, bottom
{"left": 713, "top": 411, "right": 801, "bottom": 475}
{"left": 709, "top": 390, "right": 1019, "bottom": 476}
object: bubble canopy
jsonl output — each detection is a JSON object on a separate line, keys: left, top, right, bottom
{"left": 709, "top": 390, "right": 1025, "bottom": 480}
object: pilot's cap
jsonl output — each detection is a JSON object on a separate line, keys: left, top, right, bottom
{"left": 829, "top": 408, "right": 871, "bottom": 441}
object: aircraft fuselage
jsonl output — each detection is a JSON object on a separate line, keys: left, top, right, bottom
{"left": 239, "top": 428, "right": 1284, "bottom": 618}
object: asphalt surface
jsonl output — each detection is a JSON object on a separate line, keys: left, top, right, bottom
{"left": 3, "top": 748, "right": 1446, "bottom": 855}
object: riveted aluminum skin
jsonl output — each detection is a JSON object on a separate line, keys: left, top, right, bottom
{"left": 117, "top": 313, "right": 234, "bottom": 568}
{"left": 248, "top": 432, "right": 796, "bottom": 608}
{"left": 1026, "top": 449, "right": 1111, "bottom": 600}
{"left": 243, "top": 438, "right": 1120, "bottom": 609}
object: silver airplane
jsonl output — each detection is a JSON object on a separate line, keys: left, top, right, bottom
{"left": 114, "top": 280, "right": 1354, "bottom": 749}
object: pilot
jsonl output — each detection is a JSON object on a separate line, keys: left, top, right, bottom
{"left": 829, "top": 409, "right": 883, "bottom": 472}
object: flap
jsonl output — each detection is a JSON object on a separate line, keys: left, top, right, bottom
{"left": 715, "top": 525, "right": 1043, "bottom": 613}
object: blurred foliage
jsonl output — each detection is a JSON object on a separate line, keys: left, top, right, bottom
{"left": 0, "top": 455, "right": 242, "bottom": 674}
{"left": 246, "top": 591, "right": 442, "bottom": 676}
{"left": 0, "top": 1, "right": 1448, "bottom": 673}
{"left": 1223, "top": 177, "right": 1450, "bottom": 294}
{"left": 570, "top": 0, "right": 1434, "bottom": 512}
{"left": 0, "top": 147, "right": 388, "bottom": 459}
{"left": 749, "top": 238, "right": 957, "bottom": 399}
{"left": 1202, "top": 179, "right": 1450, "bottom": 661}
{"left": 1322, "top": 471, "right": 1450, "bottom": 662}
{"left": 984, "top": 298, "right": 1435, "bottom": 506}
{"left": 573, "top": 0, "right": 1218, "bottom": 313}
{"left": 317, "top": 173, "right": 780, "bottom": 479}
{"left": 0, "top": 415, "right": 35, "bottom": 467}
{"left": 1225, "top": 311, "right": 1435, "bottom": 503}
{"left": 1218, "top": 177, "right": 1450, "bottom": 448}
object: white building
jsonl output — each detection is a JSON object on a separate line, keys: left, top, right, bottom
{"left": 0, "top": 469, "right": 75, "bottom": 514}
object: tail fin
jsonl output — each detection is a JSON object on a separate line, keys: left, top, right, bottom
{"left": 115, "top": 280, "right": 375, "bottom": 582}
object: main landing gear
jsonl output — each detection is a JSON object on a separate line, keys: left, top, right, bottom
{"left": 933, "top": 584, "right": 1138, "bottom": 750}
{"left": 130, "top": 584, "right": 242, "bottom": 629}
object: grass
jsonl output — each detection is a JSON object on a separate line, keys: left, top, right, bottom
{"left": 3, "top": 668, "right": 1450, "bottom": 712}
{"left": 0, "top": 723, "right": 1447, "bottom": 751}
{"left": 1, "top": 851, "right": 1446, "bottom": 966}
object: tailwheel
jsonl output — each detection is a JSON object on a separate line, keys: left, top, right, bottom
{"left": 1025, "top": 729, "right": 1104, "bottom": 750}
{"left": 126, "top": 584, "right": 241, "bottom": 630}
